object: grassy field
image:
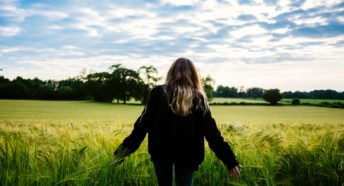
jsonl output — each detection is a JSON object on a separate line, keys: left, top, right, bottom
{"left": 1, "top": 99, "right": 344, "bottom": 185}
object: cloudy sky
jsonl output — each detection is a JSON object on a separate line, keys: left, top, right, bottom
{"left": 0, "top": 0, "right": 343, "bottom": 91}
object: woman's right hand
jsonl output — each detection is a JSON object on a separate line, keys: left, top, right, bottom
{"left": 229, "top": 165, "right": 241, "bottom": 178}
{"left": 112, "top": 143, "right": 131, "bottom": 165}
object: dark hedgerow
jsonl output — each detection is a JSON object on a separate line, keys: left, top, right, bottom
{"left": 291, "top": 98, "right": 300, "bottom": 105}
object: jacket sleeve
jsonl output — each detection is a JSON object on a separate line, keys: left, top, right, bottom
{"left": 114, "top": 86, "right": 159, "bottom": 158}
{"left": 202, "top": 108, "right": 239, "bottom": 171}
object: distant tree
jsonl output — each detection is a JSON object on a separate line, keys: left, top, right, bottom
{"left": 237, "top": 86, "right": 246, "bottom": 98}
{"left": 0, "top": 76, "right": 10, "bottom": 98}
{"left": 310, "top": 89, "right": 340, "bottom": 99}
{"left": 0, "top": 76, "right": 9, "bottom": 84}
{"left": 282, "top": 91, "right": 293, "bottom": 98}
{"left": 13, "top": 77, "right": 39, "bottom": 98}
{"left": 138, "top": 65, "right": 161, "bottom": 104}
{"left": 215, "top": 85, "right": 238, "bottom": 97}
{"left": 246, "top": 87, "right": 264, "bottom": 99}
{"left": 57, "top": 86, "right": 74, "bottom": 99}
{"left": 86, "top": 72, "right": 113, "bottom": 102}
{"left": 36, "top": 86, "right": 57, "bottom": 99}
{"left": 282, "top": 89, "right": 344, "bottom": 99}
{"left": 29, "top": 78, "right": 46, "bottom": 98}
{"left": 109, "top": 64, "right": 144, "bottom": 104}
{"left": 263, "top": 89, "right": 282, "bottom": 105}
{"left": 202, "top": 75, "right": 215, "bottom": 101}
{"left": 46, "top": 80, "right": 63, "bottom": 99}
{"left": 215, "top": 85, "right": 225, "bottom": 97}
{"left": 293, "top": 91, "right": 309, "bottom": 99}
{"left": 7, "top": 80, "right": 30, "bottom": 99}
{"left": 228, "top": 87, "right": 238, "bottom": 97}
{"left": 291, "top": 98, "right": 300, "bottom": 105}
{"left": 57, "top": 78, "right": 88, "bottom": 100}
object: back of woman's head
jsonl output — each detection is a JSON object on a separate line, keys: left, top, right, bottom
{"left": 165, "top": 58, "right": 208, "bottom": 116}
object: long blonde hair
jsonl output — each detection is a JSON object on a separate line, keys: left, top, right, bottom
{"left": 165, "top": 58, "right": 208, "bottom": 116}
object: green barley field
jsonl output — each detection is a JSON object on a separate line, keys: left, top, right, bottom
{"left": 1, "top": 99, "right": 344, "bottom": 185}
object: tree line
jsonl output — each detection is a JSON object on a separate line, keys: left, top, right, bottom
{"left": 211, "top": 85, "right": 344, "bottom": 100}
{"left": 0, "top": 65, "right": 343, "bottom": 104}
{"left": 0, "top": 65, "right": 160, "bottom": 104}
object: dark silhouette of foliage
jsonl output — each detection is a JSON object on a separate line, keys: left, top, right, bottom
{"left": 138, "top": 65, "right": 161, "bottom": 104}
{"left": 202, "top": 75, "right": 215, "bottom": 101}
{"left": 282, "top": 89, "right": 344, "bottom": 99}
{"left": 109, "top": 64, "right": 144, "bottom": 104}
{"left": 57, "top": 78, "right": 88, "bottom": 100}
{"left": 1, "top": 67, "right": 344, "bottom": 105}
{"left": 215, "top": 85, "right": 238, "bottom": 97}
{"left": 246, "top": 87, "right": 264, "bottom": 99}
{"left": 7, "top": 80, "right": 29, "bottom": 99}
{"left": 291, "top": 98, "right": 300, "bottom": 105}
{"left": 86, "top": 72, "right": 113, "bottom": 102}
{"left": 263, "top": 89, "right": 282, "bottom": 105}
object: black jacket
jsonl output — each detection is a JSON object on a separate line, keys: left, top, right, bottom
{"left": 114, "top": 85, "right": 239, "bottom": 171}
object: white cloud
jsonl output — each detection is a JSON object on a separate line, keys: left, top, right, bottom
{"left": 0, "top": 4, "right": 25, "bottom": 22}
{"left": 0, "top": 45, "right": 86, "bottom": 58}
{"left": 47, "top": 25, "right": 64, "bottom": 30}
{"left": 161, "top": 0, "right": 199, "bottom": 6}
{"left": 0, "top": 26, "right": 20, "bottom": 36}
{"left": 106, "top": 6, "right": 156, "bottom": 19}
{"left": 0, "top": 4, "right": 68, "bottom": 21}
{"left": 66, "top": 6, "right": 161, "bottom": 38}
{"left": 337, "top": 16, "right": 344, "bottom": 23}
{"left": 277, "top": 0, "right": 292, "bottom": 7}
{"left": 26, "top": 9, "right": 68, "bottom": 19}
{"left": 0, "top": 46, "right": 32, "bottom": 53}
{"left": 301, "top": 0, "right": 343, "bottom": 10}
{"left": 274, "top": 35, "right": 341, "bottom": 48}
{"left": 289, "top": 15, "right": 328, "bottom": 26}
{"left": 112, "top": 18, "right": 160, "bottom": 39}
{"left": 170, "top": 24, "right": 202, "bottom": 34}
{"left": 271, "top": 28, "right": 291, "bottom": 34}
{"left": 0, "top": 5, "right": 17, "bottom": 12}
{"left": 230, "top": 24, "right": 268, "bottom": 38}
{"left": 156, "top": 35, "right": 176, "bottom": 40}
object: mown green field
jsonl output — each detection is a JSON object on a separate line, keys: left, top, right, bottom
{"left": 211, "top": 97, "right": 266, "bottom": 104}
{"left": 0, "top": 99, "right": 344, "bottom": 185}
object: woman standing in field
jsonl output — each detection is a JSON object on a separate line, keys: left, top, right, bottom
{"left": 114, "top": 58, "right": 240, "bottom": 186}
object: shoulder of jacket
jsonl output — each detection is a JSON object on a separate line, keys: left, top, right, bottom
{"left": 151, "top": 84, "right": 165, "bottom": 94}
